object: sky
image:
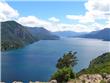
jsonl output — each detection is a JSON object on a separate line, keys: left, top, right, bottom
{"left": 0, "top": 0, "right": 110, "bottom": 32}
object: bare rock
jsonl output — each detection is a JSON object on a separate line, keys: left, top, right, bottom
{"left": 49, "top": 80, "right": 57, "bottom": 83}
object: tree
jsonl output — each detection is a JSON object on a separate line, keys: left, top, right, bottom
{"left": 51, "top": 51, "right": 78, "bottom": 83}
{"left": 51, "top": 67, "right": 75, "bottom": 83}
{"left": 56, "top": 51, "right": 78, "bottom": 69}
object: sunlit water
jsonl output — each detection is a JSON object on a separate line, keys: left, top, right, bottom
{"left": 1, "top": 38, "right": 110, "bottom": 82}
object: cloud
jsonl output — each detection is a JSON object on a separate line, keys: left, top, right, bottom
{"left": 85, "top": 0, "right": 110, "bottom": 19}
{"left": 0, "top": 2, "right": 19, "bottom": 21}
{"left": 58, "top": 23, "right": 97, "bottom": 32}
{"left": 66, "top": 0, "right": 110, "bottom": 23}
{"left": 48, "top": 17, "right": 60, "bottom": 22}
{"left": 17, "top": 16, "right": 61, "bottom": 32}
{"left": 18, "top": 16, "right": 51, "bottom": 27}
{"left": 85, "top": 0, "right": 110, "bottom": 12}
{"left": 17, "top": 16, "right": 94, "bottom": 32}
{"left": 66, "top": 13, "right": 95, "bottom": 23}
{"left": 1, "top": 1, "right": 109, "bottom": 32}
{"left": 66, "top": 15, "right": 83, "bottom": 20}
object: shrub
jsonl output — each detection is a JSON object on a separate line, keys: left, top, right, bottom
{"left": 51, "top": 67, "right": 75, "bottom": 83}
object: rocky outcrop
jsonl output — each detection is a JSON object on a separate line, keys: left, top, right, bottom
{"left": 78, "top": 74, "right": 110, "bottom": 83}
{"left": 67, "top": 74, "right": 110, "bottom": 83}
{"left": 49, "top": 80, "right": 57, "bottom": 83}
{"left": 79, "top": 74, "right": 103, "bottom": 83}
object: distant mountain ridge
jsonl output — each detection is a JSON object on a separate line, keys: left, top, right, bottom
{"left": 27, "top": 27, "right": 59, "bottom": 40}
{"left": 79, "top": 28, "right": 110, "bottom": 41}
{"left": 53, "top": 31, "right": 86, "bottom": 37}
{"left": 1, "top": 21, "right": 59, "bottom": 51}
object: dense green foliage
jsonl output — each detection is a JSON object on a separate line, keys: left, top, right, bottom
{"left": 78, "top": 52, "right": 110, "bottom": 76}
{"left": 51, "top": 51, "right": 77, "bottom": 83}
{"left": 1, "top": 21, "right": 36, "bottom": 51}
{"left": 89, "top": 52, "right": 110, "bottom": 67}
{"left": 100, "top": 80, "right": 106, "bottom": 83}
{"left": 51, "top": 67, "right": 75, "bottom": 83}
{"left": 56, "top": 51, "right": 77, "bottom": 69}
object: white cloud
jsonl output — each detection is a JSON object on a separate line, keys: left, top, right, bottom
{"left": 66, "top": 0, "right": 110, "bottom": 24}
{"left": 0, "top": 2, "right": 19, "bottom": 21}
{"left": 58, "top": 23, "right": 96, "bottom": 32}
{"left": 0, "top": 13, "right": 6, "bottom": 21}
{"left": 85, "top": 0, "right": 110, "bottom": 12}
{"left": 17, "top": 16, "right": 95, "bottom": 32}
{"left": 66, "top": 15, "right": 83, "bottom": 20}
{"left": 105, "top": 18, "right": 110, "bottom": 28}
{"left": 1, "top": 1, "right": 109, "bottom": 32}
{"left": 18, "top": 16, "right": 51, "bottom": 27}
{"left": 17, "top": 16, "right": 61, "bottom": 32}
{"left": 48, "top": 17, "right": 60, "bottom": 22}
{"left": 66, "top": 12, "right": 95, "bottom": 23}
{"left": 85, "top": 0, "right": 110, "bottom": 20}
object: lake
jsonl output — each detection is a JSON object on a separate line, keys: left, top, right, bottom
{"left": 1, "top": 38, "right": 110, "bottom": 82}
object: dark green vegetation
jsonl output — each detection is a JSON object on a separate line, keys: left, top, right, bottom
{"left": 1, "top": 21, "right": 59, "bottom": 51}
{"left": 56, "top": 51, "right": 77, "bottom": 69}
{"left": 51, "top": 67, "right": 75, "bottom": 83}
{"left": 51, "top": 52, "right": 110, "bottom": 82}
{"left": 1, "top": 21, "right": 36, "bottom": 51}
{"left": 78, "top": 52, "right": 110, "bottom": 75}
{"left": 51, "top": 51, "right": 78, "bottom": 83}
{"left": 79, "top": 28, "right": 110, "bottom": 41}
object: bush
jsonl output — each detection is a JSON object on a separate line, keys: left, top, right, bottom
{"left": 51, "top": 67, "right": 75, "bottom": 83}
{"left": 56, "top": 51, "right": 77, "bottom": 69}
{"left": 100, "top": 80, "right": 106, "bottom": 83}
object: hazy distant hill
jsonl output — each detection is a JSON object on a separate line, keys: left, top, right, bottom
{"left": 27, "top": 27, "right": 59, "bottom": 40}
{"left": 1, "top": 21, "right": 37, "bottom": 51}
{"left": 79, "top": 28, "right": 110, "bottom": 41}
{"left": 53, "top": 31, "right": 86, "bottom": 37}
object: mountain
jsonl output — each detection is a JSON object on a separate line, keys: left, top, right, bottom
{"left": 27, "top": 27, "right": 59, "bottom": 40}
{"left": 79, "top": 28, "right": 110, "bottom": 41}
{"left": 53, "top": 31, "right": 86, "bottom": 37}
{"left": 1, "top": 21, "right": 37, "bottom": 51}
{"left": 1, "top": 21, "right": 59, "bottom": 51}
{"left": 78, "top": 52, "right": 110, "bottom": 75}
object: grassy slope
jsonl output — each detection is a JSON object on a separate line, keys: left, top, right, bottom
{"left": 78, "top": 52, "right": 110, "bottom": 76}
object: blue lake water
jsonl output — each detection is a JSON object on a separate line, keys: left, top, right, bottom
{"left": 1, "top": 38, "right": 110, "bottom": 82}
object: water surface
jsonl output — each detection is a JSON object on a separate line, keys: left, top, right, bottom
{"left": 1, "top": 38, "right": 110, "bottom": 82}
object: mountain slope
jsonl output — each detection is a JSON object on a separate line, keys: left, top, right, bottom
{"left": 27, "top": 27, "right": 59, "bottom": 40}
{"left": 78, "top": 52, "right": 110, "bottom": 75}
{"left": 1, "top": 21, "right": 59, "bottom": 51}
{"left": 1, "top": 21, "right": 37, "bottom": 51}
{"left": 79, "top": 28, "right": 110, "bottom": 41}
